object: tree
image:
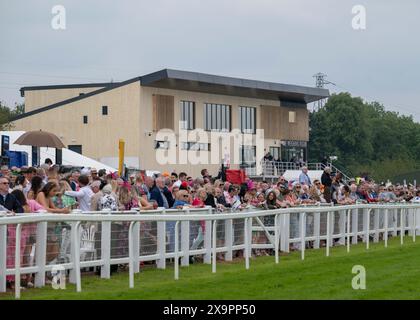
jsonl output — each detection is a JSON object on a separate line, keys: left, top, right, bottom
{"left": 13, "top": 102, "right": 25, "bottom": 115}
{"left": 309, "top": 92, "right": 420, "bottom": 181}
{"left": 0, "top": 101, "right": 24, "bottom": 131}
{"left": 0, "top": 101, "right": 15, "bottom": 131}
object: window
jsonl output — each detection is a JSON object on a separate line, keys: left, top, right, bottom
{"left": 68, "top": 145, "right": 82, "bottom": 154}
{"left": 154, "top": 140, "right": 170, "bottom": 150}
{"left": 204, "top": 103, "right": 231, "bottom": 131}
{"left": 288, "top": 111, "right": 296, "bottom": 123}
{"left": 239, "top": 106, "right": 256, "bottom": 134}
{"left": 269, "top": 147, "right": 280, "bottom": 160}
{"left": 180, "top": 101, "right": 195, "bottom": 130}
{"left": 180, "top": 142, "right": 211, "bottom": 151}
{"left": 83, "top": 115, "right": 88, "bottom": 124}
{"left": 239, "top": 145, "right": 256, "bottom": 167}
{"left": 102, "top": 105, "right": 108, "bottom": 115}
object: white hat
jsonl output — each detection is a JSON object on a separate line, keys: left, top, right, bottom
{"left": 102, "top": 184, "right": 112, "bottom": 194}
{"left": 90, "top": 180, "right": 101, "bottom": 188}
{"left": 81, "top": 168, "right": 91, "bottom": 175}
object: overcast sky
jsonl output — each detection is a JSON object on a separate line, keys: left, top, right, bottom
{"left": 1, "top": 0, "right": 419, "bottom": 119}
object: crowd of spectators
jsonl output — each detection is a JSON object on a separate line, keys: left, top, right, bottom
{"left": 2, "top": 159, "right": 420, "bottom": 290}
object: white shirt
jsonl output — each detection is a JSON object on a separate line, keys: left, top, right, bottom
{"left": 23, "top": 179, "right": 31, "bottom": 197}
{"left": 65, "top": 186, "right": 94, "bottom": 212}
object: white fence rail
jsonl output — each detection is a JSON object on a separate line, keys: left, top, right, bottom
{"left": 1, "top": 204, "right": 420, "bottom": 299}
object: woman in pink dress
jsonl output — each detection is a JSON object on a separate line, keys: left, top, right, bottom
{"left": 6, "top": 190, "right": 45, "bottom": 288}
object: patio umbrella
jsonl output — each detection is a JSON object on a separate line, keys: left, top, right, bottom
{"left": 14, "top": 130, "right": 65, "bottom": 149}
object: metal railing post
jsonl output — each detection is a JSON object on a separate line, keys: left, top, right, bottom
{"left": 338, "top": 209, "right": 346, "bottom": 245}
{"left": 347, "top": 209, "right": 351, "bottom": 253}
{"left": 224, "top": 218, "right": 233, "bottom": 261}
{"left": 14, "top": 224, "right": 22, "bottom": 299}
{"left": 203, "top": 208, "right": 212, "bottom": 264}
{"left": 133, "top": 219, "right": 140, "bottom": 274}
{"left": 69, "top": 221, "right": 77, "bottom": 284}
{"left": 128, "top": 221, "right": 136, "bottom": 288}
{"left": 330, "top": 210, "right": 335, "bottom": 246}
{"left": 374, "top": 208, "right": 380, "bottom": 243}
{"left": 274, "top": 214, "right": 279, "bottom": 264}
{"left": 244, "top": 217, "right": 250, "bottom": 270}
{"left": 174, "top": 221, "right": 180, "bottom": 280}
{"left": 156, "top": 221, "right": 166, "bottom": 269}
{"left": 248, "top": 217, "right": 253, "bottom": 260}
{"left": 180, "top": 208, "right": 190, "bottom": 266}
{"left": 34, "top": 221, "right": 47, "bottom": 288}
{"left": 70, "top": 221, "right": 82, "bottom": 292}
{"left": 100, "top": 220, "right": 111, "bottom": 279}
{"left": 326, "top": 211, "right": 330, "bottom": 257}
{"left": 365, "top": 209, "right": 370, "bottom": 250}
{"left": 351, "top": 208, "right": 358, "bottom": 244}
{"left": 283, "top": 213, "right": 290, "bottom": 253}
{"left": 392, "top": 208, "right": 398, "bottom": 237}
{"left": 212, "top": 220, "right": 217, "bottom": 273}
{"left": 300, "top": 212, "right": 306, "bottom": 260}
{"left": 384, "top": 209, "right": 388, "bottom": 248}
{"left": 0, "top": 224, "right": 7, "bottom": 292}
{"left": 408, "top": 208, "right": 414, "bottom": 237}
{"left": 181, "top": 219, "right": 190, "bottom": 267}
{"left": 314, "top": 211, "right": 320, "bottom": 249}
{"left": 400, "top": 209, "right": 404, "bottom": 245}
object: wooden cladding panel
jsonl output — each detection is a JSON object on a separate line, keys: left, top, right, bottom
{"left": 260, "top": 105, "right": 281, "bottom": 139}
{"left": 260, "top": 105, "right": 309, "bottom": 141}
{"left": 152, "top": 94, "right": 175, "bottom": 131}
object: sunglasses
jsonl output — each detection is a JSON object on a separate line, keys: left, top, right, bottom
{"left": 0, "top": 182, "right": 8, "bottom": 185}
{"left": 182, "top": 195, "right": 189, "bottom": 198}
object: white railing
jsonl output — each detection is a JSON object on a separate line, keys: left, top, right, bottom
{"left": 1, "top": 203, "right": 419, "bottom": 299}
{"left": 258, "top": 161, "right": 352, "bottom": 183}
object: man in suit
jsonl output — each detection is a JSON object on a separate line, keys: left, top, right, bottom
{"left": 150, "top": 177, "right": 170, "bottom": 209}
{"left": 0, "top": 176, "right": 23, "bottom": 213}
{"left": 150, "top": 176, "right": 176, "bottom": 251}
{"left": 162, "top": 184, "right": 175, "bottom": 208}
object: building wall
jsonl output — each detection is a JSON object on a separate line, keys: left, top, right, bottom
{"left": 12, "top": 82, "right": 141, "bottom": 166}
{"left": 24, "top": 87, "right": 106, "bottom": 112}
{"left": 137, "top": 86, "right": 309, "bottom": 177}
{"left": 12, "top": 82, "right": 309, "bottom": 178}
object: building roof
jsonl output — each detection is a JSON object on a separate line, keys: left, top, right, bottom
{"left": 13, "top": 69, "right": 329, "bottom": 121}
{"left": 20, "top": 82, "right": 118, "bottom": 97}
{"left": 140, "top": 69, "right": 329, "bottom": 103}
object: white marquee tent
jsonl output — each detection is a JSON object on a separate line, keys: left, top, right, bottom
{"left": 0, "top": 131, "right": 117, "bottom": 172}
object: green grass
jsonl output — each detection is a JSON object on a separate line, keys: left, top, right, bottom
{"left": 2, "top": 237, "right": 420, "bottom": 300}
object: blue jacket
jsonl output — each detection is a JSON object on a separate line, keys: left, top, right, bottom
{"left": 0, "top": 193, "right": 24, "bottom": 213}
{"left": 150, "top": 186, "right": 167, "bottom": 208}
{"left": 172, "top": 200, "right": 189, "bottom": 208}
